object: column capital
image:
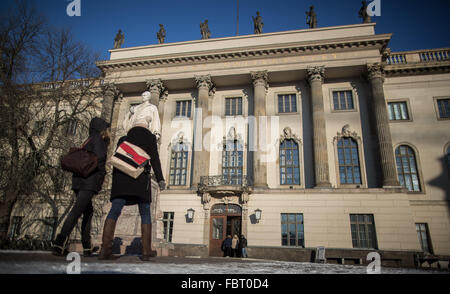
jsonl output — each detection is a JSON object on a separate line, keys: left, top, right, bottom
{"left": 250, "top": 70, "right": 269, "bottom": 89}
{"left": 306, "top": 66, "right": 325, "bottom": 83}
{"left": 146, "top": 78, "right": 168, "bottom": 100}
{"left": 195, "top": 74, "right": 215, "bottom": 95}
{"left": 102, "top": 82, "right": 123, "bottom": 102}
{"left": 367, "top": 63, "right": 385, "bottom": 81}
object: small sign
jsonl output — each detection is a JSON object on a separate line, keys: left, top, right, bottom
{"left": 315, "top": 246, "right": 326, "bottom": 263}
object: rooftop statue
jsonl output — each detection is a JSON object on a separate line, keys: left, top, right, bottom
{"left": 200, "top": 19, "right": 211, "bottom": 39}
{"left": 306, "top": 6, "right": 317, "bottom": 29}
{"left": 157, "top": 24, "right": 166, "bottom": 44}
{"left": 359, "top": 1, "right": 372, "bottom": 23}
{"left": 252, "top": 11, "right": 264, "bottom": 34}
{"left": 113, "top": 29, "right": 124, "bottom": 49}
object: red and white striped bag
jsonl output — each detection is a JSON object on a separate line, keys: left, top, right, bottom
{"left": 110, "top": 141, "right": 150, "bottom": 179}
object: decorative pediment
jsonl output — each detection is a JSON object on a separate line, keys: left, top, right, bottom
{"left": 168, "top": 131, "right": 191, "bottom": 151}
{"left": 280, "top": 127, "right": 302, "bottom": 145}
{"left": 334, "top": 124, "right": 361, "bottom": 142}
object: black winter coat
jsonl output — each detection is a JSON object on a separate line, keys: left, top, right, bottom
{"left": 110, "top": 126, "right": 164, "bottom": 205}
{"left": 71, "top": 117, "right": 110, "bottom": 194}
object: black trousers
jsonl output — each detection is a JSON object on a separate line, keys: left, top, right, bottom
{"left": 59, "top": 190, "right": 94, "bottom": 248}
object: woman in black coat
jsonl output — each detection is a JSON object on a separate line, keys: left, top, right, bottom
{"left": 98, "top": 126, "right": 165, "bottom": 261}
{"left": 52, "top": 117, "right": 110, "bottom": 256}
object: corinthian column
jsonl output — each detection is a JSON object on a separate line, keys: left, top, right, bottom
{"left": 306, "top": 66, "right": 331, "bottom": 188}
{"left": 367, "top": 63, "right": 400, "bottom": 187}
{"left": 146, "top": 79, "right": 168, "bottom": 124}
{"left": 101, "top": 82, "right": 121, "bottom": 124}
{"left": 192, "top": 75, "right": 214, "bottom": 187}
{"left": 251, "top": 70, "right": 269, "bottom": 188}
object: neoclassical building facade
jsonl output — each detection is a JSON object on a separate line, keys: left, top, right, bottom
{"left": 88, "top": 23, "right": 449, "bottom": 266}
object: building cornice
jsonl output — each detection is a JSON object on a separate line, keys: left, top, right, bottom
{"left": 96, "top": 34, "right": 391, "bottom": 72}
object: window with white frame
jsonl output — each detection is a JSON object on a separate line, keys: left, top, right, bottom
{"left": 64, "top": 119, "right": 78, "bottom": 136}
{"left": 395, "top": 145, "right": 421, "bottom": 192}
{"left": 222, "top": 140, "right": 243, "bottom": 185}
{"left": 281, "top": 213, "right": 304, "bottom": 247}
{"left": 416, "top": 223, "right": 432, "bottom": 254}
{"left": 332, "top": 90, "right": 354, "bottom": 111}
{"left": 388, "top": 101, "right": 410, "bottom": 121}
{"left": 278, "top": 94, "right": 297, "bottom": 113}
{"left": 169, "top": 143, "right": 189, "bottom": 186}
{"left": 436, "top": 98, "right": 450, "bottom": 119}
{"left": 279, "top": 139, "right": 300, "bottom": 185}
{"left": 162, "top": 212, "right": 174, "bottom": 242}
{"left": 350, "top": 214, "right": 377, "bottom": 249}
{"left": 175, "top": 100, "right": 192, "bottom": 117}
{"left": 337, "top": 137, "right": 362, "bottom": 185}
{"left": 225, "top": 97, "right": 242, "bottom": 116}
{"left": 9, "top": 216, "right": 23, "bottom": 239}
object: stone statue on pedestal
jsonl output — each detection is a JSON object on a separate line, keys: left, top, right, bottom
{"left": 359, "top": 1, "right": 372, "bottom": 23}
{"left": 157, "top": 24, "right": 166, "bottom": 44}
{"left": 306, "top": 6, "right": 317, "bottom": 29}
{"left": 200, "top": 20, "right": 211, "bottom": 39}
{"left": 114, "top": 29, "right": 124, "bottom": 49}
{"left": 252, "top": 11, "right": 264, "bottom": 34}
{"left": 122, "top": 91, "right": 161, "bottom": 140}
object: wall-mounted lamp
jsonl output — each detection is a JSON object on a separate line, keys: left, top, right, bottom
{"left": 187, "top": 208, "right": 195, "bottom": 222}
{"left": 255, "top": 208, "right": 262, "bottom": 223}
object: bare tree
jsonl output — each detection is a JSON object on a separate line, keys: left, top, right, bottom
{"left": 0, "top": 1, "right": 109, "bottom": 241}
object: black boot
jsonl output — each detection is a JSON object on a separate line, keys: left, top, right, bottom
{"left": 51, "top": 234, "right": 69, "bottom": 256}
{"left": 82, "top": 240, "right": 99, "bottom": 257}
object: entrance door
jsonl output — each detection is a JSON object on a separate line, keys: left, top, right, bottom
{"left": 209, "top": 215, "right": 226, "bottom": 257}
{"left": 209, "top": 204, "right": 242, "bottom": 257}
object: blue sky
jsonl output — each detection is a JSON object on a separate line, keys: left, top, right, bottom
{"left": 5, "top": 0, "right": 450, "bottom": 60}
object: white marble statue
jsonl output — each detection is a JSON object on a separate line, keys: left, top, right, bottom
{"left": 123, "top": 91, "right": 161, "bottom": 139}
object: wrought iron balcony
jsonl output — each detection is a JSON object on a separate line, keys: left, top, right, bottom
{"left": 198, "top": 175, "right": 252, "bottom": 195}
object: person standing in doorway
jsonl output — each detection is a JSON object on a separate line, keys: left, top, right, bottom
{"left": 240, "top": 235, "right": 248, "bottom": 258}
{"left": 231, "top": 234, "right": 239, "bottom": 257}
{"left": 222, "top": 235, "right": 232, "bottom": 257}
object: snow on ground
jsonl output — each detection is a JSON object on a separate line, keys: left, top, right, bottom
{"left": 0, "top": 253, "right": 447, "bottom": 274}
{"left": 5, "top": 261, "right": 445, "bottom": 274}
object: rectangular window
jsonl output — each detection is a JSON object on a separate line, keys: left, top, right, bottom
{"left": 333, "top": 90, "right": 354, "bottom": 111}
{"left": 436, "top": 98, "right": 450, "bottom": 118}
{"left": 278, "top": 94, "right": 297, "bottom": 113}
{"left": 162, "top": 212, "right": 174, "bottom": 242}
{"left": 350, "top": 214, "right": 377, "bottom": 249}
{"left": 169, "top": 146, "right": 188, "bottom": 186}
{"left": 281, "top": 213, "right": 304, "bottom": 247}
{"left": 225, "top": 97, "right": 242, "bottom": 116}
{"left": 43, "top": 217, "right": 57, "bottom": 241}
{"left": 65, "top": 119, "right": 78, "bottom": 136}
{"left": 388, "top": 102, "right": 410, "bottom": 121}
{"left": 34, "top": 121, "right": 46, "bottom": 136}
{"left": 9, "top": 216, "right": 23, "bottom": 239}
{"left": 416, "top": 223, "right": 433, "bottom": 254}
{"left": 175, "top": 100, "right": 192, "bottom": 117}
{"left": 280, "top": 140, "right": 300, "bottom": 185}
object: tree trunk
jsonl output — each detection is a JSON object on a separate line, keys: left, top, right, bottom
{"left": 0, "top": 198, "right": 16, "bottom": 239}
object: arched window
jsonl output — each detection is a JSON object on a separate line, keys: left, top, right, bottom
{"left": 169, "top": 142, "right": 188, "bottom": 186}
{"left": 222, "top": 140, "right": 243, "bottom": 185}
{"left": 395, "top": 145, "right": 420, "bottom": 192}
{"left": 337, "top": 137, "right": 361, "bottom": 184}
{"left": 280, "top": 139, "right": 300, "bottom": 185}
